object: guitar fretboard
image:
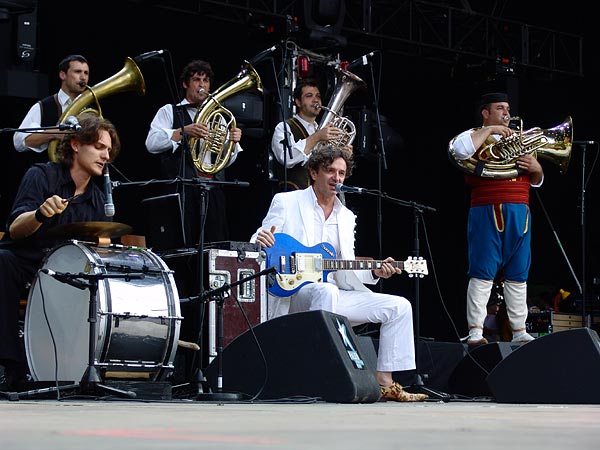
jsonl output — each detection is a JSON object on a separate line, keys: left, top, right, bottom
{"left": 321, "top": 260, "right": 404, "bottom": 271}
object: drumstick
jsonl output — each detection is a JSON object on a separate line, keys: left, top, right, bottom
{"left": 62, "top": 193, "right": 82, "bottom": 203}
{"left": 178, "top": 340, "right": 200, "bottom": 351}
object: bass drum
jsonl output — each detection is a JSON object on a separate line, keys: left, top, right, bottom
{"left": 25, "top": 241, "right": 182, "bottom": 382}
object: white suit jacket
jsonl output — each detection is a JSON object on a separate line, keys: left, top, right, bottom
{"left": 251, "top": 186, "right": 378, "bottom": 295}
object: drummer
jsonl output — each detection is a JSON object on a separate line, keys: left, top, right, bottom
{"left": 0, "top": 113, "right": 121, "bottom": 391}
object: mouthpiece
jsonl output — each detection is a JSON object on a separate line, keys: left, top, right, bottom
{"left": 318, "top": 105, "right": 334, "bottom": 112}
{"left": 78, "top": 81, "right": 87, "bottom": 88}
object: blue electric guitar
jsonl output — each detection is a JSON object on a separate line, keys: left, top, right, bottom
{"left": 264, "top": 233, "right": 429, "bottom": 297}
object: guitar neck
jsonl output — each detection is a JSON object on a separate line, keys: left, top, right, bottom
{"left": 322, "top": 259, "right": 403, "bottom": 271}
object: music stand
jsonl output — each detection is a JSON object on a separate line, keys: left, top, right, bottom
{"left": 2, "top": 271, "right": 145, "bottom": 401}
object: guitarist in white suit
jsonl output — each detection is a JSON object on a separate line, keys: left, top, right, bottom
{"left": 251, "top": 145, "right": 427, "bottom": 402}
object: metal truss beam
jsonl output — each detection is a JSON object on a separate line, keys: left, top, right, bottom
{"left": 130, "top": 0, "right": 583, "bottom": 78}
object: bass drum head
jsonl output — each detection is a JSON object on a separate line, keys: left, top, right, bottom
{"left": 25, "top": 241, "right": 181, "bottom": 382}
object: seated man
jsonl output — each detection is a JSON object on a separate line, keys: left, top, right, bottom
{"left": 0, "top": 113, "right": 119, "bottom": 390}
{"left": 250, "top": 145, "right": 427, "bottom": 402}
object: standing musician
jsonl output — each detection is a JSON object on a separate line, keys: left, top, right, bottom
{"left": 271, "top": 78, "right": 348, "bottom": 191}
{"left": 145, "top": 59, "right": 243, "bottom": 246}
{"left": 13, "top": 54, "right": 90, "bottom": 155}
{"left": 0, "top": 114, "right": 119, "bottom": 391}
{"left": 251, "top": 145, "right": 427, "bottom": 402}
{"left": 450, "top": 92, "right": 542, "bottom": 345}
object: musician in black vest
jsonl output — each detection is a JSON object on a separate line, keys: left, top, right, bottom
{"left": 271, "top": 78, "right": 348, "bottom": 191}
{"left": 13, "top": 55, "right": 90, "bottom": 155}
{"left": 145, "top": 59, "right": 243, "bottom": 247}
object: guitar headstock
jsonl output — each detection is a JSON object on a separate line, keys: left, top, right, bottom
{"left": 404, "top": 256, "right": 429, "bottom": 277}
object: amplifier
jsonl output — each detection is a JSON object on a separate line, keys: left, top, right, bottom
{"left": 206, "top": 249, "right": 267, "bottom": 364}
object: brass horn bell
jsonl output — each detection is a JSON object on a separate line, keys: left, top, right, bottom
{"left": 48, "top": 57, "right": 146, "bottom": 162}
{"left": 449, "top": 116, "right": 573, "bottom": 179}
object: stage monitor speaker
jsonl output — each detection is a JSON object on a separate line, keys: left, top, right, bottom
{"left": 204, "top": 310, "right": 382, "bottom": 403}
{"left": 448, "top": 342, "right": 522, "bottom": 398}
{"left": 487, "top": 328, "right": 600, "bottom": 404}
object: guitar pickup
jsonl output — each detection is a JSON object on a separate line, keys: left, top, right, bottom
{"left": 278, "top": 255, "right": 287, "bottom": 273}
{"left": 296, "top": 253, "right": 323, "bottom": 273}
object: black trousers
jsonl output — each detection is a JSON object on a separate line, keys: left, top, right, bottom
{"left": 0, "top": 249, "right": 38, "bottom": 364}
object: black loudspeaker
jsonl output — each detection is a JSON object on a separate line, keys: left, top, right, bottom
{"left": 487, "top": 328, "right": 600, "bottom": 404}
{"left": 204, "top": 310, "right": 382, "bottom": 403}
{"left": 448, "top": 342, "right": 522, "bottom": 398}
{"left": 17, "top": 10, "right": 37, "bottom": 63}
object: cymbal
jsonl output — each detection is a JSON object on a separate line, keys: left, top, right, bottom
{"left": 47, "top": 221, "right": 133, "bottom": 239}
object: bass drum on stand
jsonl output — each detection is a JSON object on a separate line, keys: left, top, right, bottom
{"left": 25, "top": 241, "right": 182, "bottom": 382}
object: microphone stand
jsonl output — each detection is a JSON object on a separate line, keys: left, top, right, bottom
{"left": 4, "top": 272, "right": 145, "bottom": 401}
{"left": 346, "top": 189, "right": 450, "bottom": 401}
{"left": 366, "top": 57, "right": 387, "bottom": 264}
{"left": 112, "top": 176, "right": 250, "bottom": 394}
{"left": 272, "top": 43, "right": 293, "bottom": 191}
{"left": 1, "top": 124, "right": 78, "bottom": 133}
{"left": 183, "top": 266, "right": 276, "bottom": 402}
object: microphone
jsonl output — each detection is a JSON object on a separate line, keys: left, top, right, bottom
{"left": 59, "top": 116, "right": 81, "bottom": 132}
{"left": 574, "top": 141, "right": 596, "bottom": 145}
{"left": 41, "top": 269, "right": 88, "bottom": 290}
{"left": 103, "top": 165, "right": 115, "bottom": 217}
{"left": 335, "top": 183, "right": 365, "bottom": 194}
{"left": 133, "top": 49, "right": 166, "bottom": 64}
{"left": 247, "top": 45, "right": 277, "bottom": 66}
{"left": 347, "top": 51, "right": 377, "bottom": 69}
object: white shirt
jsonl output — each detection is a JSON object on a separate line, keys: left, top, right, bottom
{"left": 13, "top": 89, "right": 72, "bottom": 153}
{"left": 145, "top": 98, "right": 242, "bottom": 167}
{"left": 271, "top": 114, "right": 318, "bottom": 168}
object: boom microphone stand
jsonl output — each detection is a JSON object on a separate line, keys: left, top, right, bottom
{"left": 1, "top": 118, "right": 82, "bottom": 134}
{"left": 184, "top": 266, "right": 276, "bottom": 402}
{"left": 3, "top": 271, "right": 144, "bottom": 401}
{"left": 338, "top": 186, "right": 450, "bottom": 401}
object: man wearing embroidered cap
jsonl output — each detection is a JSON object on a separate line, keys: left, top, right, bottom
{"left": 450, "top": 92, "right": 543, "bottom": 345}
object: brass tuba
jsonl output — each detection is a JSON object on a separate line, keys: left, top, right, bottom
{"left": 448, "top": 116, "right": 573, "bottom": 179}
{"left": 315, "top": 68, "right": 366, "bottom": 151}
{"left": 189, "top": 61, "right": 262, "bottom": 175}
{"left": 48, "top": 57, "right": 146, "bottom": 161}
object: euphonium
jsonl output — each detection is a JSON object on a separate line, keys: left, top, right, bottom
{"left": 315, "top": 68, "right": 366, "bottom": 151}
{"left": 48, "top": 57, "right": 146, "bottom": 161}
{"left": 448, "top": 116, "right": 573, "bottom": 179}
{"left": 189, "top": 62, "right": 262, "bottom": 175}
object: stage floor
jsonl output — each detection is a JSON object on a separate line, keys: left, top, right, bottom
{"left": 1, "top": 399, "right": 599, "bottom": 450}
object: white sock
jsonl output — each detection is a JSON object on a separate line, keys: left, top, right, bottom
{"left": 468, "top": 328, "right": 484, "bottom": 340}
{"left": 512, "top": 330, "right": 534, "bottom": 342}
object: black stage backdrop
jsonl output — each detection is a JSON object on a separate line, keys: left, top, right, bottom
{"left": 1, "top": 1, "right": 598, "bottom": 342}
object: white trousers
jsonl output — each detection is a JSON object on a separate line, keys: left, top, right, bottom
{"left": 289, "top": 283, "right": 416, "bottom": 372}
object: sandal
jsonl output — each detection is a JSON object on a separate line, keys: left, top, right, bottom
{"left": 380, "top": 382, "right": 428, "bottom": 402}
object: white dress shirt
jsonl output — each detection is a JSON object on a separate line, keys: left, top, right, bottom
{"left": 13, "top": 89, "right": 72, "bottom": 153}
{"left": 145, "top": 98, "right": 242, "bottom": 167}
{"left": 270, "top": 114, "right": 318, "bottom": 168}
